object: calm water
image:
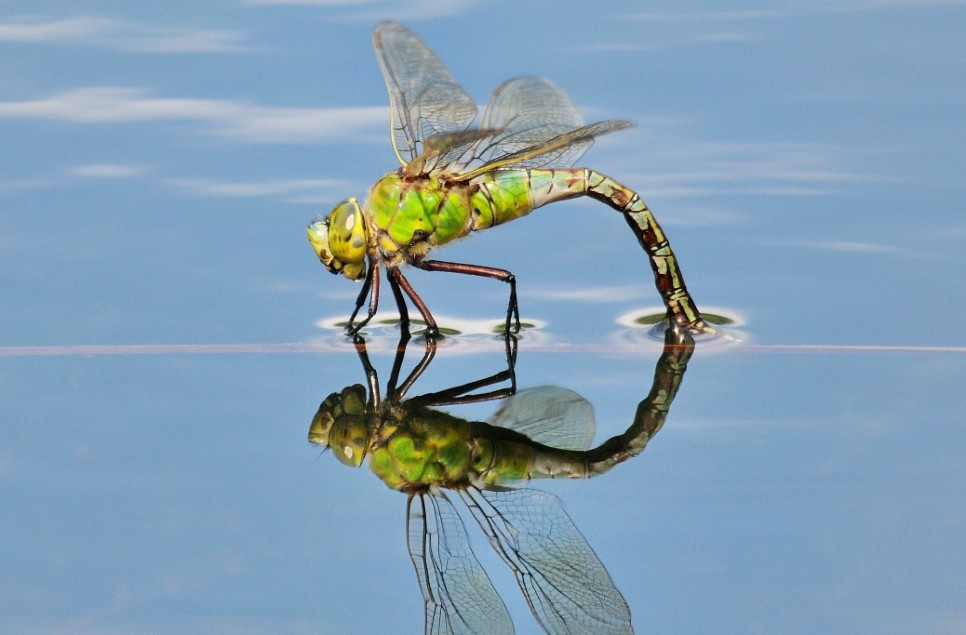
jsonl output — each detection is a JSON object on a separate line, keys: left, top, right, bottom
{"left": 2, "top": 2, "right": 965, "bottom": 634}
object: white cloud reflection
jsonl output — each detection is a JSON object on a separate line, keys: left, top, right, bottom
{"left": 167, "top": 177, "right": 345, "bottom": 200}
{"left": 779, "top": 240, "right": 894, "bottom": 253}
{"left": 243, "top": 0, "right": 486, "bottom": 20}
{"left": 0, "top": 87, "right": 385, "bottom": 143}
{"left": 531, "top": 285, "right": 646, "bottom": 303}
{"left": 0, "top": 16, "right": 250, "bottom": 53}
{"left": 627, "top": 9, "right": 786, "bottom": 21}
{"left": 67, "top": 163, "right": 147, "bottom": 178}
{"left": 585, "top": 2, "right": 964, "bottom": 52}
{"left": 244, "top": 0, "right": 373, "bottom": 4}
{"left": 612, "top": 137, "right": 887, "bottom": 200}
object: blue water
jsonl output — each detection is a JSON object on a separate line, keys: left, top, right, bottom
{"left": 2, "top": 2, "right": 964, "bottom": 633}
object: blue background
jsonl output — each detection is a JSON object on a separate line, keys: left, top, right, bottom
{"left": 2, "top": 1, "right": 965, "bottom": 633}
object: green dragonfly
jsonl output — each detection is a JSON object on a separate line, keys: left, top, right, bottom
{"left": 308, "top": 21, "right": 708, "bottom": 338}
{"left": 309, "top": 325, "right": 695, "bottom": 633}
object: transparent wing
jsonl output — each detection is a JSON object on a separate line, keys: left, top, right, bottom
{"left": 442, "top": 77, "right": 631, "bottom": 179}
{"left": 454, "top": 119, "right": 632, "bottom": 181}
{"left": 487, "top": 386, "right": 595, "bottom": 451}
{"left": 426, "top": 76, "right": 578, "bottom": 174}
{"left": 373, "top": 21, "right": 477, "bottom": 167}
{"left": 463, "top": 77, "right": 585, "bottom": 169}
{"left": 482, "top": 77, "right": 584, "bottom": 143}
{"left": 407, "top": 490, "right": 513, "bottom": 635}
{"left": 461, "top": 487, "right": 633, "bottom": 635}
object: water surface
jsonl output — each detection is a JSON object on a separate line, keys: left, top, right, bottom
{"left": 2, "top": 2, "right": 964, "bottom": 633}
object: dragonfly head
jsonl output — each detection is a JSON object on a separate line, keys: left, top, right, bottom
{"left": 307, "top": 198, "right": 368, "bottom": 281}
{"left": 309, "top": 384, "right": 370, "bottom": 468}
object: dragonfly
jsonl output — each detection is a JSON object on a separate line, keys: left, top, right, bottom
{"left": 308, "top": 21, "right": 708, "bottom": 338}
{"left": 309, "top": 325, "right": 695, "bottom": 634}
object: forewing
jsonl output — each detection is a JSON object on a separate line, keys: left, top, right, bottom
{"left": 445, "top": 77, "right": 631, "bottom": 178}
{"left": 437, "top": 77, "right": 574, "bottom": 174}
{"left": 488, "top": 386, "right": 595, "bottom": 451}
{"left": 407, "top": 491, "right": 513, "bottom": 635}
{"left": 456, "top": 119, "right": 632, "bottom": 181}
{"left": 461, "top": 487, "right": 633, "bottom": 635}
{"left": 373, "top": 21, "right": 478, "bottom": 166}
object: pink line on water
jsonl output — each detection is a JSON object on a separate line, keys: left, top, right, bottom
{"left": 745, "top": 344, "right": 966, "bottom": 354}
{"left": 0, "top": 343, "right": 342, "bottom": 357}
{"left": 1, "top": 341, "right": 965, "bottom": 357}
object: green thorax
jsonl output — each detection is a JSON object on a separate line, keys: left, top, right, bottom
{"left": 366, "top": 169, "right": 578, "bottom": 265}
{"left": 367, "top": 404, "right": 536, "bottom": 492}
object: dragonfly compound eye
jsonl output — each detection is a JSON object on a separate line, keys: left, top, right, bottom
{"left": 307, "top": 199, "right": 368, "bottom": 280}
{"left": 328, "top": 414, "right": 370, "bottom": 467}
{"left": 326, "top": 198, "right": 367, "bottom": 280}
{"left": 309, "top": 385, "right": 370, "bottom": 466}
{"left": 306, "top": 219, "right": 337, "bottom": 272}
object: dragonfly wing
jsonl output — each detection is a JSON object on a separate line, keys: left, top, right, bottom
{"left": 455, "top": 119, "right": 632, "bottom": 182}
{"left": 487, "top": 386, "right": 595, "bottom": 451}
{"left": 446, "top": 76, "right": 632, "bottom": 178}
{"left": 507, "top": 119, "right": 632, "bottom": 170}
{"left": 461, "top": 487, "right": 633, "bottom": 635}
{"left": 373, "top": 21, "right": 478, "bottom": 167}
{"left": 407, "top": 490, "right": 513, "bottom": 635}
{"left": 442, "top": 76, "right": 579, "bottom": 174}
{"left": 482, "top": 77, "right": 581, "bottom": 130}
{"left": 478, "top": 77, "right": 584, "bottom": 160}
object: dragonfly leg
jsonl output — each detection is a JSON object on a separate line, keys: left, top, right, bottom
{"left": 387, "top": 266, "right": 442, "bottom": 339}
{"left": 416, "top": 260, "right": 521, "bottom": 334}
{"left": 346, "top": 259, "right": 380, "bottom": 335}
{"left": 393, "top": 336, "right": 437, "bottom": 399}
{"left": 408, "top": 335, "right": 516, "bottom": 407}
{"left": 351, "top": 334, "right": 383, "bottom": 410}
{"left": 503, "top": 332, "right": 518, "bottom": 394}
{"left": 385, "top": 265, "right": 412, "bottom": 331}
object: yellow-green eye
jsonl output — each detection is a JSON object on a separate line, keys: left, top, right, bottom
{"left": 328, "top": 414, "right": 370, "bottom": 467}
{"left": 309, "top": 385, "right": 370, "bottom": 468}
{"left": 307, "top": 198, "right": 368, "bottom": 280}
{"left": 307, "top": 219, "right": 335, "bottom": 270}
{"left": 328, "top": 198, "right": 367, "bottom": 276}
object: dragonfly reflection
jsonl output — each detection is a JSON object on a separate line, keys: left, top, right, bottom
{"left": 310, "top": 326, "right": 694, "bottom": 634}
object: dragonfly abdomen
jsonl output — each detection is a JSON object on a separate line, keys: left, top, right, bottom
{"left": 498, "top": 167, "right": 706, "bottom": 331}
{"left": 583, "top": 171, "right": 706, "bottom": 330}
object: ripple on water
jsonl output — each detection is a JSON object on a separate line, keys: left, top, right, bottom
{"left": 311, "top": 314, "right": 551, "bottom": 353}
{"left": 614, "top": 306, "right": 749, "bottom": 350}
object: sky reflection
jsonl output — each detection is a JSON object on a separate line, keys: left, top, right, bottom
{"left": 2, "top": 1, "right": 965, "bottom": 633}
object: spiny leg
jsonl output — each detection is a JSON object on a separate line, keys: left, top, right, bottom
{"left": 416, "top": 259, "right": 521, "bottom": 334}
{"left": 350, "top": 334, "right": 382, "bottom": 409}
{"left": 502, "top": 331, "right": 518, "bottom": 394}
{"left": 387, "top": 266, "right": 442, "bottom": 339}
{"left": 408, "top": 335, "right": 517, "bottom": 407}
{"left": 394, "top": 336, "right": 437, "bottom": 399}
{"left": 385, "top": 266, "right": 412, "bottom": 331}
{"left": 346, "top": 259, "right": 379, "bottom": 335}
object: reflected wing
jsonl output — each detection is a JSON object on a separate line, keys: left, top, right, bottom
{"left": 461, "top": 487, "right": 633, "bottom": 635}
{"left": 373, "top": 21, "right": 477, "bottom": 167}
{"left": 444, "top": 77, "right": 631, "bottom": 180}
{"left": 407, "top": 490, "right": 513, "bottom": 635}
{"left": 488, "top": 386, "right": 595, "bottom": 451}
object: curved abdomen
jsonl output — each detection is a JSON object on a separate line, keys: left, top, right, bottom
{"left": 473, "top": 168, "right": 706, "bottom": 331}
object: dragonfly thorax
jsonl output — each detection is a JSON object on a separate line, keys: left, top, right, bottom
{"left": 367, "top": 172, "right": 478, "bottom": 267}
